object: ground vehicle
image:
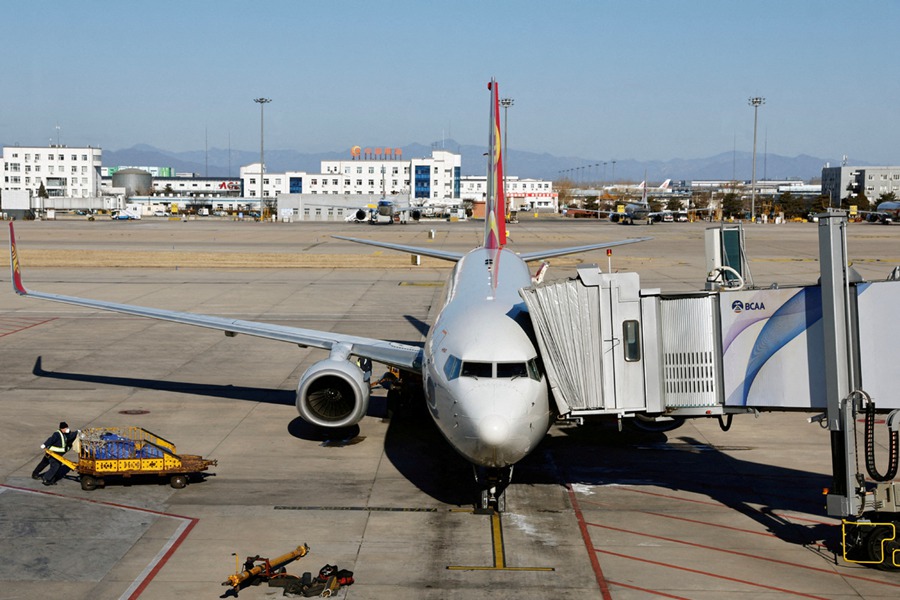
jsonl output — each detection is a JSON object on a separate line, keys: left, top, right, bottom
{"left": 46, "top": 426, "right": 217, "bottom": 490}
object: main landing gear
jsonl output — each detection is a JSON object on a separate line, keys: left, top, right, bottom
{"left": 474, "top": 466, "right": 512, "bottom": 513}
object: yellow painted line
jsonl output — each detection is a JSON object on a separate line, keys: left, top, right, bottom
{"left": 447, "top": 510, "right": 555, "bottom": 572}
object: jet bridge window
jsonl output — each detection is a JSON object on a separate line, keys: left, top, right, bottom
{"left": 623, "top": 320, "right": 642, "bottom": 362}
{"left": 461, "top": 361, "right": 492, "bottom": 378}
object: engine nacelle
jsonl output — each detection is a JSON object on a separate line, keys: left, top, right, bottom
{"left": 296, "top": 358, "right": 370, "bottom": 428}
{"left": 354, "top": 209, "right": 369, "bottom": 222}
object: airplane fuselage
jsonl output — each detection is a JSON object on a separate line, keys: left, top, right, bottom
{"left": 422, "top": 247, "right": 551, "bottom": 468}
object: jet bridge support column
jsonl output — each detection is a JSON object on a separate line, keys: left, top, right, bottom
{"left": 818, "top": 210, "right": 860, "bottom": 518}
{"left": 820, "top": 210, "right": 900, "bottom": 570}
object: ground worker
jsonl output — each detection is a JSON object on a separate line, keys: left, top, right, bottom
{"left": 36, "top": 422, "right": 77, "bottom": 486}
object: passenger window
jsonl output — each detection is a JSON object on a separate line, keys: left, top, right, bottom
{"left": 623, "top": 320, "right": 641, "bottom": 362}
{"left": 497, "top": 362, "right": 528, "bottom": 378}
{"left": 461, "top": 361, "right": 492, "bottom": 378}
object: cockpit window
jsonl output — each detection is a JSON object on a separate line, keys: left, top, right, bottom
{"left": 461, "top": 361, "right": 492, "bottom": 378}
{"left": 444, "top": 355, "right": 462, "bottom": 381}
{"left": 527, "top": 358, "right": 542, "bottom": 381}
{"left": 496, "top": 362, "right": 528, "bottom": 378}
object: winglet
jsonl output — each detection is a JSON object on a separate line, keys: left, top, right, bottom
{"left": 9, "top": 222, "right": 28, "bottom": 295}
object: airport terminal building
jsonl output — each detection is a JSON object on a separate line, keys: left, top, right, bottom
{"left": 239, "top": 148, "right": 462, "bottom": 200}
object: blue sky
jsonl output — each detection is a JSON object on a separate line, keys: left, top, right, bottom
{"left": 3, "top": 0, "right": 899, "bottom": 165}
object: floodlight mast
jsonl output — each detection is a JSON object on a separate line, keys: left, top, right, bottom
{"left": 748, "top": 96, "right": 765, "bottom": 222}
{"left": 253, "top": 97, "right": 272, "bottom": 220}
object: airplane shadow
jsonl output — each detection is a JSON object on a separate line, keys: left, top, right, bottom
{"left": 30, "top": 355, "right": 836, "bottom": 548}
{"left": 403, "top": 315, "right": 431, "bottom": 337}
{"left": 30, "top": 356, "right": 381, "bottom": 443}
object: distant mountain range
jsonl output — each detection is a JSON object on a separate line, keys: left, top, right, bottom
{"left": 100, "top": 141, "right": 852, "bottom": 183}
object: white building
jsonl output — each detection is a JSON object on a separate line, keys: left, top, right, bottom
{"left": 460, "top": 176, "right": 557, "bottom": 211}
{"left": 822, "top": 165, "right": 900, "bottom": 206}
{"left": 240, "top": 149, "right": 462, "bottom": 202}
{"left": 1, "top": 145, "right": 102, "bottom": 200}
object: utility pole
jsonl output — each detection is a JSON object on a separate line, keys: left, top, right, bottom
{"left": 253, "top": 97, "right": 272, "bottom": 221}
{"left": 748, "top": 96, "right": 765, "bottom": 222}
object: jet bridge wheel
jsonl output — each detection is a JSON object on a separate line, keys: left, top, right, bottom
{"left": 866, "top": 525, "right": 900, "bottom": 571}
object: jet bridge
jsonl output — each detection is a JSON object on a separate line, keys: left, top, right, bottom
{"left": 520, "top": 212, "right": 900, "bottom": 568}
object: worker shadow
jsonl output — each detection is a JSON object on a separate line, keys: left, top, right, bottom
{"left": 522, "top": 422, "right": 837, "bottom": 551}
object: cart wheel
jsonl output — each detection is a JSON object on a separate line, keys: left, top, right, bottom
{"left": 170, "top": 474, "right": 188, "bottom": 489}
{"left": 80, "top": 475, "right": 97, "bottom": 491}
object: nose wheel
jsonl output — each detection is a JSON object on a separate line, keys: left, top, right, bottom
{"left": 474, "top": 466, "right": 512, "bottom": 513}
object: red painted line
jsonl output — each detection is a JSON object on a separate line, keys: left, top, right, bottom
{"left": 580, "top": 486, "right": 834, "bottom": 526}
{"left": 1, "top": 484, "right": 199, "bottom": 598}
{"left": 0, "top": 317, "right": 56, "bottom": 338}
{"left": 589, "top": 521, "right": 900, "bottom": 590}
{"left": 567, "top": 484, "right": 612, "bottom": 600}
{"left": 125, "top": 517, "right": 198, "bottom": 600}
{"left": 607, "top": 580, "right": 692, "bottom": 599}
{"left": 641, "top": 510, "right": 778, "bottom": 538}
{"left": 596, "top": 548, "right": 831, "bottom": 599}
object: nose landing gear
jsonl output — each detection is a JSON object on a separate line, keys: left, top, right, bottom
{"left": 474, "top": 466, "right": 512, "bottom": 513}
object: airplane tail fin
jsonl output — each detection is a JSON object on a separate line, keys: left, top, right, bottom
{"left": 8, "top": 223, "right": 28, "bottom": 296}
{"left": 659, "top": 179, "right": 671, "bottom": 190}
{"left": 485, "top": 79, "right": 507, "bottom": 250}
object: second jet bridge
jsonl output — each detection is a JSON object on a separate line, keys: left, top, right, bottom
{"left": 520, "top": 266, "right": 900, "bottom": 419}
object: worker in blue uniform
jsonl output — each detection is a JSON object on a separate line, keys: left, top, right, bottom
{"left": 35, "top": 422, "right": 77, "bottom": 486}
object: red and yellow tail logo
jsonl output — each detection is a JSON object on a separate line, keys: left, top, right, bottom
{"left": 9, "top": 223, "right": 27, "bottom": 295}
{"left": 485, "top": 80, "right": 507, "bottom": 250}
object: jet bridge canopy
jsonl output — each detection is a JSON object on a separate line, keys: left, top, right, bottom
{"left": 519, "top": 265, "right": 900, "bottom": 420}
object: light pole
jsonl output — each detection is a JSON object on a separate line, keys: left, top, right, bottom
{"left": 500, "top": 97, "right": 513, "bottom": 216}
{"left": 748, "top": 96, "right": 765, "bottom": 222}
{"left": 253, "top": 97, "right": 271, "bottom": 220}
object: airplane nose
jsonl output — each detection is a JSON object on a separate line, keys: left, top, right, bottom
{"left": 477, "top": 414, "right": 510, "bottom": 447}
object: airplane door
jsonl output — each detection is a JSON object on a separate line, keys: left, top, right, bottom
{"left": 599, "top": 273, "right": 646, "bottom": 411}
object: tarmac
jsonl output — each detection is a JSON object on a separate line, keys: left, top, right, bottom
{"left": 1, "top": 216, "right": 899, "bottom": 599}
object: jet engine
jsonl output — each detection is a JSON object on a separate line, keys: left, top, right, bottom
{"left": 296, "top": 358, "right": 370, "bottom": 428}
{"left": 354, "top": 209, "right": 369, "bottom": 222}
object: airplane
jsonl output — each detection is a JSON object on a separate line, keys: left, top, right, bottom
{"left": 603, "top": 179, "right": 672, "bottom": 194}
{"left": 601, "top": 180, "right": 669, "bottom": 224}
{"left": 862, "top": 200, "right": 900, "bottom": 224}
{"left": 341, "top": 197, "right": 421, "bottom": 224}
{"left": 7, "top": 80, "right": 649, "bottom": 510}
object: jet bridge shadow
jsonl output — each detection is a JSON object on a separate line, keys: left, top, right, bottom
{"left": 380, "top": 411, "right": 837, "bottom": 550}
{"left": 514, "top": 422, "right": 837, "bottom": 550}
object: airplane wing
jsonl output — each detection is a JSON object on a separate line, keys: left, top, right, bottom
{"left": 334, "top": 233, "right": 648, "bottom": 263}
{"left": 8, "top": 224, "right": 423, "bottom": 371}
{"left": 332, "top": 235, "right": 464, "bottom": 262}
{"left": 517, "top": 237, "right": 650, "bottom": 262}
